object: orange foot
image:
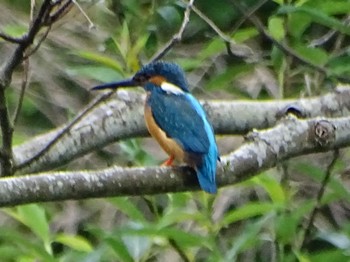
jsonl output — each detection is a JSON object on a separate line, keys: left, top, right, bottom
{"left": 161, "top": 156, "right": 175, "bottom": 166}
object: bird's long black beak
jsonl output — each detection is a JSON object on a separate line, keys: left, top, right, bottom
{"left": 91, "top": 78, "right": 137, "bottom": 91}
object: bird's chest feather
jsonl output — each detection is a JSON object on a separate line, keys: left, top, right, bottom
{"left": 144, "top": 93, "right": 186, "bottom": 162}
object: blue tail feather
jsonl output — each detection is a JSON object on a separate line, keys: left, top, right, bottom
{"left": 196, "top": 143, "right": 218, "bottom": 194}
{"left": 184, "top": 94, "right": 219, "bottom": 193}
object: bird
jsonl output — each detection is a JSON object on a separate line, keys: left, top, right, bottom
{"left": 92, "top": 61, "right": 219, "bottom": 193}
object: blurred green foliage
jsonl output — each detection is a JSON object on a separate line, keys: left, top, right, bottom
{"left": 0, "top": 0, "right": 350, "bottom": 261}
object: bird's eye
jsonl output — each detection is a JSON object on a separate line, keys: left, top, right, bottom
{"left": 134, "top": 74, "right": 149, "bottom": 84}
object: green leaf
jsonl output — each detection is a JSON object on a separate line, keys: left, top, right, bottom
{"left": 252, "top": 173, "right": 286, "bottom": 204}
{"left": 0, "top": 227, "right": 55, "bottom": 262}
{"left": 55, "top": 234, "right": 93, "bottom": 252}
{"left": 225, "top": 216, "right": 269, "bottom": 260}
{"left": 296, "top": 163, "right": 350, "bottom": 200}
{"left": 158, "top": 210, "right": 208, "bottom": 228}
{"left": 105, "top": 236, "right": 134, "bottom": 262}
{"left": 0, "top": 245, "right": 24, "bottom": 260}
{"left": 278, "top": 5, "right": 350, "bottom": 35}
{"left": 109, "top": 197, "right": 147, "bottom": 223}
{"left": 72, "top": 50, "right": 124, "bottom": 73}
{"left": 220, "top": 202, "right": 279, "bottom": 227}
{"left": 174, "top": 58, "right": 202, "bottom": 70}
{"left": 198, "top": 38, "right": 226, "bottom": 61}
{"left": 4, "top": 205, "right": 51, "bottom": 253}
{"left": 268, "top": 16, "right": 285, "bottom": 41}
{"left": 305, "top": 0, "right": 350, "bottom": 15}
{"left": 66, "top": 66, "right": 122, "bottom": 82}
{"left": 1, "top": 24, "right": 27, "bottom": 39}
{"left": 292, "top": 43, "right": 328, "bottom": 66}
{"left": 118, "top": 226, "right": 210, "bottom": 248}
{"left": 159, "top": 228, "right": 210, "bottom": 249}
{"left": 232, "top": 27, "right": 259, "bottom": 43}
{"left": 308, "top": 249, "right": 350, "bottom": 262}
{"left": 205, "top": 64, "right": 253, "bottom": 91}
{"left": 275, "top": 201, "right": 314, "bottom": 244}
{"left": 327, "top": 56, "right": 350, "bottom": 75}
{"left": 120, "top": 222, "right": 152, "bottom": 261}
{"left": 288, "top": 12, "right": 312, "bottom": 38}
{"left": 127, "top": 34, "right": 149, "bottom": 71}
{"left": 18, "top": 205, "right": 50, "bottom": 244}
{"left": 157, "top": 6, "right": 181, "bottom": 26}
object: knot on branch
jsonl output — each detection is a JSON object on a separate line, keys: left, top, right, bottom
{"left": 277, "top": 104, "right": 307, "bottom": 119}
{"left": 313, "top": 120, "right": 336, "bottom": 147}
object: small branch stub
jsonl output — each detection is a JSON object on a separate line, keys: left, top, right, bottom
{"left": 313, "top": 120, "right": 336, "bottom": 146}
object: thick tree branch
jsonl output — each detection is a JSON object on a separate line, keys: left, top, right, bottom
{"left": 11, "top": 85, "right": 350, "bottom": 176}
{"left": 1, "top": 115, "right": 349, "bottom": 206}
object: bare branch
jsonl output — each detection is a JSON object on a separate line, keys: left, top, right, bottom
{"left": 191, "top": 5, "right": 257, "bottom": 61}
{"left": 23, "top": 25, "right": 52, "bottom": 59}
{"left": 0, "top": 88, "right": 14, "bottom": 175}
{"left": 0, "top": 0, "right": 73, "bottom": 87}
{"left": 231, "top": 0, "right": 269, "bottom": 33}
{"left": 0, "top": 32, "right": 24, "bottom": 44}
{"left": 72, "top": 0, "right": 95, "bottom": 29}
{"left": 301, "top": 149, "right": 339, "bottom": 248}
{"left": 0, "top": 0, "right": 74, "bottom": 177}
{"left": 13, "top": 59, "right": 30, "bottom": 126}
{"left": 309, "top": 15, "right": 350, "bottom": 48}
{"left": 46, "top": 0, "right": 73, "bottom": 25}
{"left": 12, "top": 86, "right": 350, "bottom": 176}
{"left": 15, "top": 91, "right": 115, "bottom": 171}
{"left": 1, "top": 115, "right": 350, "bottom": 206}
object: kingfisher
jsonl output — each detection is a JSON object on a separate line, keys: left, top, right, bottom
{"left": 92, "top": 61, "right": 219, "bottom": 193}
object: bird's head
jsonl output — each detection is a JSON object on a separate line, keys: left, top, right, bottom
{"left": 92, "top": 61, "right": 189, "bottom": 94}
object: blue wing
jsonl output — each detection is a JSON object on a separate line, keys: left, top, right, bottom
{"left": 148, "top": 88, "right": 219, "bottom": 194}
{"left": 147, "top": 90, "right": 210, "bottom": 155}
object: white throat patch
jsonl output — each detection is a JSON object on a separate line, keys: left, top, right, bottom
{"left": 160, "top": 82, "right": 184, "bottom": 95}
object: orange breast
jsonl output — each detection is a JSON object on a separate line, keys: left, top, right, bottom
{"left": 144, "top": 104, "right": 185, "bottom": 162}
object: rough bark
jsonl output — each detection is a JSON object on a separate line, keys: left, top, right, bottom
{"left": 0, "top": 115, "right": 348, "bottom": 207}
{"left": 13, "top": 86, "right": 350, "bottom": 175}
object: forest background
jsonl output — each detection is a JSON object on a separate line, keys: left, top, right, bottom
{"left": 0, "top": 0, "right": 350, "bottom": 261}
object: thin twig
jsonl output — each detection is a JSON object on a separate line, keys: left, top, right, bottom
{"left": 13, "top": 59, "right": 30, "bottom": 126}
{"left": 46, "top": 0, "right": 73, "bottom": 26}
{"left": 142, "top": 196, "right": 190, "bottom": 261}
{"left": 23, "top": 25, "right": 52, "bottom": 59}
{"left": 300, "top": 150, "right": 339, "bottom": 249}
{"left": 191, "top": 5, "right": 230, "bottom": 42}
{"left": 0, "top": 0, "right": 74, "bottom": 176}
{"left": 0, "top": 0, "right": 52, "bottom": 87}
{"left": 150, "top": 0, "right": 194, "bottom": 62}
{"left": 72, "top": 0, "right": 95, "bottom": 29}
{"left": 15, "top": 91, "right": 115, "bottom": 171}
{"left": 0, "top": 32, "right": 24, "bottom": 44}
{"left": 231, "top": 1, "right": 350, "bottom": 83}
{"left": 191, "top": 4, "right": 256, "bottom": 61}
{"left": 231, "top": 0, "right": 269, "bottom": 33}
{"left": 231, "top": 1, "right": 326, "bottom": 74}
{"left": 30, "top": 0, "right": 35, "bottom": 21}
{"left": 169, "top": 238, "right": 191, "bottom": 262}
{"left": 0, "top": 88, "right": 14, "bottom": 176}
{"left": 309, "top": 15, "right": 350, "bottom": 48}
